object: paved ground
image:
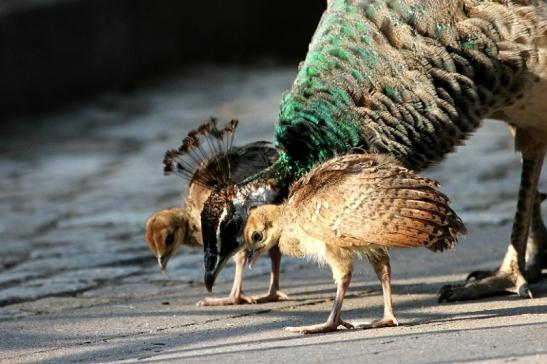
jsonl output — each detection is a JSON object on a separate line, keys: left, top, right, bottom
{"left": 1, "top": 66, "right": 546, "bottom": 364}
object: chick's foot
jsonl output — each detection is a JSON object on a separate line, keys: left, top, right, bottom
{"left": 197, "top": 292, "right": 257, "bottom": 306}
{"left": 285, "top": 319, "right": 353, "bottom": 334}
{"left": 252, "top": 289, "right": 289, "bottom": 303}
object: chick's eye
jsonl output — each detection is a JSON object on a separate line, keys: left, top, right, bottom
{"left": 252, "top": 231, "right": 263, "bottom": 243}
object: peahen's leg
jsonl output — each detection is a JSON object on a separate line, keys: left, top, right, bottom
{"left": 467, "top": 192, "right": 547, "bottom": 283}
{"left": 286, "top": 272, "right": 354, "bottom": 334}
{"left": 251, "top": 245, "right": 289, "bottom": 303}
{"left": 197, "top": 250, "right": 257, "bottom": 306}
{"left": 525, "top": 192, "right": 547, "bottom": 282}
{"left": 440, "top": 148, "right": 544, "bottom": 302}
{"left": 358, "top": 256, "right": 399, "bottom": 329}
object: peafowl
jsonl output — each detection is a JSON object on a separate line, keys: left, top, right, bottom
{"left": 164, "top": 0, "right": 547, "bottom": 301}
{"left": 155, "top": 119, "right": 287, "bottom": 305}
{"left": 245, "top": 154, "right": 466, "bottom": 334}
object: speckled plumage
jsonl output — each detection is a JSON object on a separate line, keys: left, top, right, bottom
{"left": 245, "top": 154, "right": 466, "bottom": 333}
{"left": 275, "top": 0, "right": 547, "bottom": 174}
{"left": 151, "top": 126, "right": 282, "bottom": 305}
{"left": 152, "top": 139, "right": 277, "bottom": 262}
{"left": 284, "top": 154, "right": 465, "bottom": 252}
{"left": 190, "top": 0, "right": 547, "bottom": 298}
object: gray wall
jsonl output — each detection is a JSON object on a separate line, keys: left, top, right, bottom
{"left": 0, "top": 0, "right": 325, "bottom": 120}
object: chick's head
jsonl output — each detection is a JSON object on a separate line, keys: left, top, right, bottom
{"left": 244, "top": 204, "right": 283, "bottom": 267}
{"left": 145, "top": 208, "right": 187, "bottom": 271}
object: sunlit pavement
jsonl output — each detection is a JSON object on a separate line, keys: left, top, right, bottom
{"left": 1, "top": 66, "right": 546, "bottom": 364}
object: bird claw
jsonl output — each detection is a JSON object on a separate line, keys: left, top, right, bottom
{"left": 196, "top": 292, "right": 257, "bottom": 306}
{"left": 466, "top": 270, "right": 494, "bottom": 282}
{"left": 438, "top": 284, "right": 463, "bottom": 303}
{"left": 438, "top": 272, "right": 533, "bottom": 302}
{"left": 285, "top": 319, "right": 354, "bottom": 334}
{"left": 518, "top": 283, "right": 533, "bottom": 299}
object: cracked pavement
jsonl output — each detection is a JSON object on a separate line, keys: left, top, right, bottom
{"left": 0, "top": 66, "right": 546, "bottom": 364}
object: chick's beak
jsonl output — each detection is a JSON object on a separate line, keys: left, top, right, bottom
{"left": 247, "top": 249, "right": 261, "bottom": 270}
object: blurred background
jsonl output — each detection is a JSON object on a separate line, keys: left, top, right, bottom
{"left": 0, "top": 0, "right": 324, "bottom": 120}
{"left": 1, "top": 2, "right": 547, "bottom": 363}
{"left": 0, "top": 0, "right": 328, "bottom": 309}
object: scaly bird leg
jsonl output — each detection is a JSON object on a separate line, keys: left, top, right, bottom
{"left": 251, "top": 245, "right": 289, "bottom": 303}
{"left": 440, "top": 150, "right": 544, "bottom": 302}
{"left": 358, "top": 257, "right": 399, "bottom": 329}
{"left": 525, "top": 192, "right": 547, "bottom": 282}
{"left": 197, "top": 250, "right": 257, "bottom": 306}
{"left": 466, "top": 192, "right": 547, "bottom": 282}
{"left": 467, "top": 192, "right": 547, "bottom": 283}
{"left": 286, "top": 273, "right": 354, "bottom": 334}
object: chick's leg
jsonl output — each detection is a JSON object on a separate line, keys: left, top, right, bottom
{"left": 197, "top": 250, "right": 257, "bottom": 306}
{"left": 358, "top": 256, "right": 399, "bottom": 329}
{"left": 286, "top": 273, "right": 354, "bottom": 334}
{"left": 440, "top": 146, "right": 544, "bottom": 302}
{"left": 251, "top": 245, "right": 289, "bottom": 303}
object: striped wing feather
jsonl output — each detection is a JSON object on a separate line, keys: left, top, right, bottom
{"left": 287, "top": 154, "right": 466, "bottom": 252}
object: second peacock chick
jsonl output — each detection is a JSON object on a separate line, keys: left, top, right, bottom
{"left": 245, "top": 153, "right": 466, "bottom": 334}
{"left": 146, "top": 119, "right": 286, "bottom": 306}
{"left": 146, "top": 176, "right": 216, "bottom": 272}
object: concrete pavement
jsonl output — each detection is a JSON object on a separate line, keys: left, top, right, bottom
{"left": 1, "top": 66, "right": 546, "bottom": 363}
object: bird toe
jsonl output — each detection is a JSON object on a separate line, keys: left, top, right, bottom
{"left": 466, "top": 270, "right": 494, "bottom": 282}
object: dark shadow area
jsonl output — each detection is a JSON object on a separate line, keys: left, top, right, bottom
{"left": 0, "top": 0, "right": 325, "bottom": 120}
{"left": 18, "top": 317, "right": 547, "bottom": 364}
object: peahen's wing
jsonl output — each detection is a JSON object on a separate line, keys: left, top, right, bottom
{"left": 230, "top": 142, "right": 278, "bottom": 183}
{"left": 287, "top": 154, "right": 465, "bottom": 252}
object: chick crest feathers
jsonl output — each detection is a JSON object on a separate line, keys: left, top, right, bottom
{"left": 163, "top": 118, "right": 240, "bottom": 189}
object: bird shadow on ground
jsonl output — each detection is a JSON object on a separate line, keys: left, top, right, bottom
{"left": 139, "top": 322, "right": 547, "bottom": 363}
{"left": 6, "top": 278, "right": 547, "bottom": 363}
{"left": 26, "top": 320, "right": 547, "bottom": 364}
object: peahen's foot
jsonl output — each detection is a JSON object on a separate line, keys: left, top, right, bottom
{"left": 466, "top": 270, "right": 496, "bottom": 282}
{"left": 439, "top": 270, "right": 532, "bottom": 302}
{"left": 197, "top": 292, "right": 257, "bottom": 306}
{"left": 356, "top": 316, "right": 399, "bottom": 329}
{"left": 285, "top": 319, "right": 354, "bottom": 334}
{"left": 466, "top": 252, "right": 546, "bottom": 284}
{"left": 252, "top": 289, "right": 289, "bottom": 304}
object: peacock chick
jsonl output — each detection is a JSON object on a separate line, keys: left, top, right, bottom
{"left": 148, "top": 119, "right": 286, "bottom": 306}
{"left": 245, "top": 154, "right": 466, "bottom": 334}
{"left": 145, "top": 207, "right": 199, "bottom": 271}
{"left": 145, "top": 177, "right": 212, "bottom": 272}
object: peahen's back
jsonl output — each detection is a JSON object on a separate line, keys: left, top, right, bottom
{"left": 276, "top": 0, "right": 547, "bottom": 174}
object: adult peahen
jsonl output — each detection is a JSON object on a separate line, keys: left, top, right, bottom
{"left": 164, "top": 0, "right": 547, "bottom": 301}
